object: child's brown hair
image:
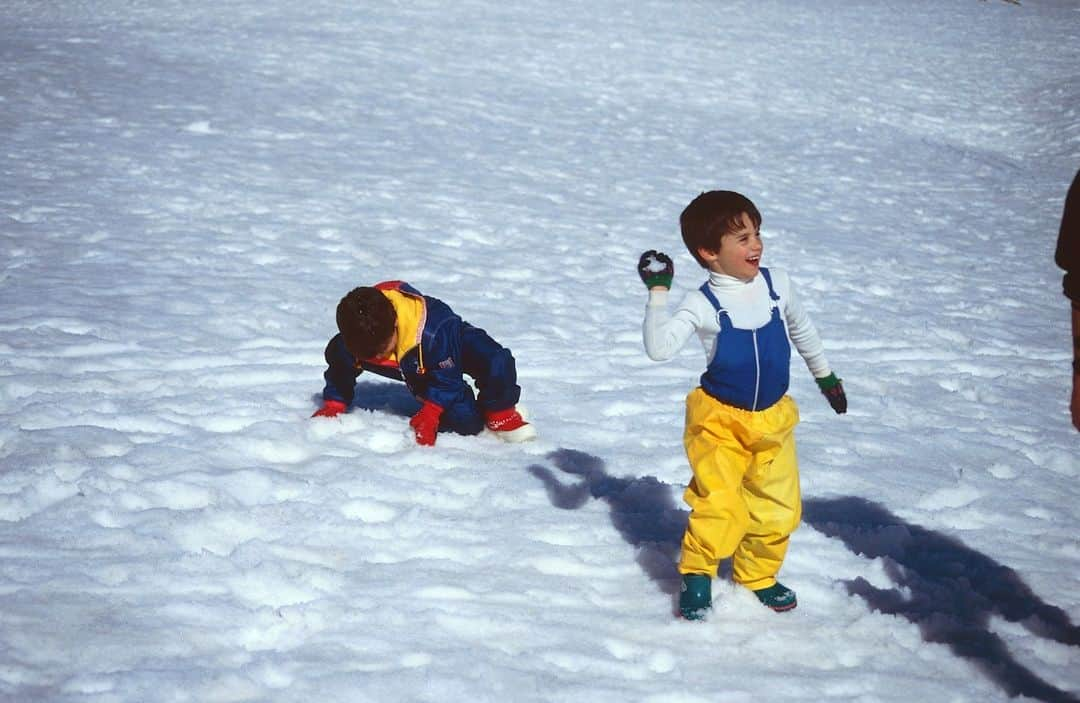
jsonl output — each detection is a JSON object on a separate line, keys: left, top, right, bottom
{"left": 336, "top": 287, "right": 396, "bottom": 360}
{"left": 680, "top": 191, "right": 762, "bottom": 267}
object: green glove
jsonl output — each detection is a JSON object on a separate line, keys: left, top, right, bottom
{"left": 815, "top": 373, "right": 847, "bottom": 414}
{"left": 638, "top": 250, "right": 674, "bottom": 289}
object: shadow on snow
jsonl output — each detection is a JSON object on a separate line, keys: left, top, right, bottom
{"left": 528, "top": 451, "right": 1078, "bottom": 703}
{"left": 527, "top": 448, "right": 688, "bottom": 615}
{"left": 803, "top": 496, "right": 1078, "bottom": 703}
{"left": 310, "top": 380, "right": 421, "bottom": 418}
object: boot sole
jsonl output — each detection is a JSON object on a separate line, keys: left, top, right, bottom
{"left": 766, "top": 600, "right": 797, "bottom": 612}
{"left": 491, "top": 424, "right": 537, "bottom": 442}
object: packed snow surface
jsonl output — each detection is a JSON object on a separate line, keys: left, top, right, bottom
{"left": 1, "top": 1, "right": 1078, "bottom": 701}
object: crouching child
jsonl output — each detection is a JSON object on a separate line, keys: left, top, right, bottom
{"left": 314, "top": 281, "right": 535, "bottom": 446}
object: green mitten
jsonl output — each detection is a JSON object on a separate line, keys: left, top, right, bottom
{"left": 637, "top": 250, "right": 674, "bottom": 289}
{"left": 815, "top": 373, "right": 847, "bottom": 414}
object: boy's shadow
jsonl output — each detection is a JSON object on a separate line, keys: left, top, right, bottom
{"left": 527, "top": 449, "right": 691, "bottom": 609}
{"left": 804, "top": 496, "right": 1079, "bottom": 703}
{"left": 526, "top": 456, "right": 1077, "bottom": 701}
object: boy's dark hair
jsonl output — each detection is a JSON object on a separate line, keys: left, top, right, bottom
{"left": 680, "top": 191, "right": 762, "bottom": 267}
{"left": 336, "top": 287, "right": 396, "bottom": 359}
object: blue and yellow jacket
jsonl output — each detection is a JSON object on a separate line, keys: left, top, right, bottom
{"left": 321, "top": 281, "right": 475, "bottom": 410}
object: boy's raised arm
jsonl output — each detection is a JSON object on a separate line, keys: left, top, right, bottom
{"left": 639, "top": 250, "right": 698, "bottom": 361}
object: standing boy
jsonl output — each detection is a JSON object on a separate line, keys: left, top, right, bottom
{"left": 639, "top": 191, "right": 846, "bottom": 619}
{"left": 314, "top": 281, "right": 535, "bottom": 445}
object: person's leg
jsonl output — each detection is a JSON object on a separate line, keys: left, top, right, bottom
{"left": 459, "top": 323, "right": 521, "bottom": 412}
{"left": 731, "top": 396, "right": 801, "bottom": 599}
{"left": 457, "top": 323, "right": 534, "bottom": 441}
{"left": 679, "top": 389, "right": 755, "bottom": 577}
{"left": 437, "top": 385, "right": 485, "bottom": 436}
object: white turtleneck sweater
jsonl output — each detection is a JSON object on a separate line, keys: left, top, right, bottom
{"left": 643, "top": 267, "right": 832, "bottom": 381}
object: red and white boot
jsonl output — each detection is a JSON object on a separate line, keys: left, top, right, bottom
{"left": 484, "top": 406, "right": 537, "bottom": 443}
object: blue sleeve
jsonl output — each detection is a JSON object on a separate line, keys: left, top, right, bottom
{"left": 322, "top": 334, "right": 360, "bottom": 406}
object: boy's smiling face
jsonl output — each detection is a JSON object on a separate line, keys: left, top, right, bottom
{"left": 697, "top": 211, "right": 763, "bottom": 281}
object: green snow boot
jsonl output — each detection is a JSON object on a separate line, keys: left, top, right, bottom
{"left": 753, "top": 582, "right": 797, "bottom": 612}
{"left": 679, "top": 573, "right": 712, "bottom": 620}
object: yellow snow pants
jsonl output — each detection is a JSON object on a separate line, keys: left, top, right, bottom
{"left": 678, "top": 387, "right": 802, "bottom": 591}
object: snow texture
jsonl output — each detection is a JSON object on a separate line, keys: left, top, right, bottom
{"left": 1, "top": 1, "right": 1078, "bottom": 702}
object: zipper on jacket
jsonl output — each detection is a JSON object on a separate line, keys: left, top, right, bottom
{"left": 752, "top": 329, "right": 761, "bottom": 411}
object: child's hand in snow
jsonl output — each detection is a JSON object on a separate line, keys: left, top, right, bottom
{"left": 312, "top": 400, "right": 347, "bottom": 418}
{"left": 409, "top": 400, "right": 444, "bottom": 446}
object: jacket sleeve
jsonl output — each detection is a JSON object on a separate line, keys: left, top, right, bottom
{"left": 322, "top": 334, "right": 360, "bottom": 406}
{"left": 1056, "top": 169, "right": 1080, "bottom": 306}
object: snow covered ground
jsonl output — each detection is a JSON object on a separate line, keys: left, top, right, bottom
{"left": 1, "top": 1, "right": 1078, "bottom": 701}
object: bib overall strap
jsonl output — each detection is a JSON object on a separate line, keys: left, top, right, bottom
{"left": 698, "top": 282, "right": 724, "bottom": 312}
{"left": 760, "top": 267, "right": 780, "bottom": 302}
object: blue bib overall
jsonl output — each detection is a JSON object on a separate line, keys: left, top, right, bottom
{"left": 698, "top": 268, "right": 790, "bottom": 412}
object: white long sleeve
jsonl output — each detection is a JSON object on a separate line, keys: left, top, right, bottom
{"left": 642, "top": 289, "right": 700, "bottom": 361}
{"left": 781, "top": 277, "right": 831, "bottom": 379}
{"left": 642, "top": 267, "right": 832, "bottom": 379}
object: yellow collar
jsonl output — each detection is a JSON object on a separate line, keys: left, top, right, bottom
{"left": 381, "top": 289, "right": 426, "bottom": 362}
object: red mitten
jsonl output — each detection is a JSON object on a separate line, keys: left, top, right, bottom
{"left": 312, "top": 400, "right": 347, "bottom": 418}
{"left": 409, "top": 401, "right": 444, "bottom": 446}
